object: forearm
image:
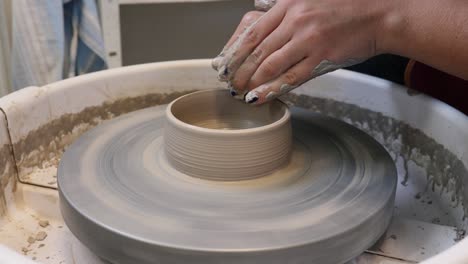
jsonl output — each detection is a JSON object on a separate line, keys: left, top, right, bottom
{"left": 379, "top": 0, "right": 468, "bottom": 80}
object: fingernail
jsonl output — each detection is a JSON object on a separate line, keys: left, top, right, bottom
{"left": 245, "top": 92, "right": 259, "bottom": 104}
{"left": 228, "top": 82, "right": 238, "bottom": 96}
{"left": 217, "top": 66, "right": 228, "bottom": 81}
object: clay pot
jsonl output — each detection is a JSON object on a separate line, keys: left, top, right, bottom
{"left": 164, "top": 89, "right": 292, "bottom": 181}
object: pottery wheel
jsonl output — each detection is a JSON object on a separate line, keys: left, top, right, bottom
{"left": 58, "top": 105, "right": 397, "bottom": 264}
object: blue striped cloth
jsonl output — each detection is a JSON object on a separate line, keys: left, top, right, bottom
{"left": 11, "top": 0, "right": 107, "bottom": 90}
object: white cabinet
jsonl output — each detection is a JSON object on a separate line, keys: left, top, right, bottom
{"left": 99, "top": 0, "right": 253, "bottom": 68}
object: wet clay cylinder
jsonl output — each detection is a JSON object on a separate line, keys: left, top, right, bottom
{"left": 164, "top": 89, "right": 292, "bottom": 181}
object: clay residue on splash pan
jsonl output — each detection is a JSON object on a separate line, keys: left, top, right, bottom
{"left": 0, "top": 144, "right": 16, "bottom": 216}
{"left": 11, "top": 90, "right": 196, "bottom": 187}
{"left": 282, "top": 93, "right": 468, "bottom": 218}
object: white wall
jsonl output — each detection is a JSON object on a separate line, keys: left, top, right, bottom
{"left": 118, "top": 0, "right": 253, "bottom": 65}
{"left": 0, "top": 0, "right": 13, "bottom": 96}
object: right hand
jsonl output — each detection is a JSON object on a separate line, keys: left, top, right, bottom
{"left": 213, "top": 0, "right": 392, "bottom": 104}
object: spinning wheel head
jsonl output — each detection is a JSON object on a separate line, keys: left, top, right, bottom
{"left": 58, "top": 90, "right": 397, "bottom": 264}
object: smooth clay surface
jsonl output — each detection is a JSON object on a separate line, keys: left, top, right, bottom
{"left": 164, "top": 90, "right": 292, "bottom": 181}
{"left": 58, "top": 101, "right": 397, "bottom": 264}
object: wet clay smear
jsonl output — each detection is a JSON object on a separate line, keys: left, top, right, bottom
{"left": 12, "top": 91, "right": 196, "bottom": 185}
{"left": 0, "top": 144, "right": 16, "bottom": 216}
{"left": 283, "top": 94, "right": 468, "bottom": 218}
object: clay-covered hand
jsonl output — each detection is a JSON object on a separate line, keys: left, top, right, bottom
{"left": 213, "top": 0, "right": 389, "bottom": 104}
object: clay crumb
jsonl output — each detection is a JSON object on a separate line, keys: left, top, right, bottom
{"left": 431, "top": 217, "right": 441, "bottom": 224}
{"left": 21, "top": 247, "right": 29, "bottom": 254}
{"left": 389, "top": 234, "right": 397, "bottom": 240}
{"left": 47, "top": 181, "right": 56, "bottom": 185}
{"left": 39, "top": 220, "right": 50, "bottom": 227}
{"left": 27, "top": 236, "right": 36, "bottom": 244}
{"left": 414, "top": 193, "right": 421, "bottom": 199}
{"left": 35, "top": 231, "right": 48, "bottom": 241}
{"left": 455, "top": 228, "right": 466, "bottom": 242}
{"left": 38, "top": 243, "right": 45, "bottom": 248}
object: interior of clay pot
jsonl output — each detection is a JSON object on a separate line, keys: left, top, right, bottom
{"left": 169, "top": 89, "right": 287, "bottom": 130}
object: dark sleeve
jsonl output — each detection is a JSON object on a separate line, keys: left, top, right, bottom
{"left": 405, "top": 60, "right": 468, "bottom": 115}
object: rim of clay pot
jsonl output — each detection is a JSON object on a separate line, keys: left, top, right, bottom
{"left": 166, "top": 89, "right": 291, "bottom": 135}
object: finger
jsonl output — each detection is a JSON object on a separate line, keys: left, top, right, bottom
{"left": 229, "top": 22, "right": 293, "bottom": 94}
{"left": 244, "top": 40, "right": 307, "bottom": 92}
{"left": 216, "top": 3, "right": 287, "bottom": 81}
{"left": 213, "top": 11, "right": 264, "bottom": 70}
{"left": 226, "top": 11, "right": 265, "bottom": 50}
{"left": 244, "top": 57, "right": 316, "bottom": 104}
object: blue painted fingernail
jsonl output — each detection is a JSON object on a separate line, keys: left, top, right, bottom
{"left": 248, "top": 97, "right": 258, "bottom": 103}
{"left": 245, "top": 92, "right": 259, "bottom": 104}
{"left": 218, "top": 66, "right": 229, "bottom": 81}
{"left": 228, "top": 82, "right": 237, "bottom": 96}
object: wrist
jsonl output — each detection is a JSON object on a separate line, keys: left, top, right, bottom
{"left": 374, "top": 0, "right": 411, "bottom": 55}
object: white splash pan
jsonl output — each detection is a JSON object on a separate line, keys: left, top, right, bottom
{"left": 0, "top": 59, "right": 467, "bottom": 264}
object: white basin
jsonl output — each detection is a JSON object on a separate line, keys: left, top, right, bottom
{"left": 0, "top": 59, "right": 466, "bottom": 263}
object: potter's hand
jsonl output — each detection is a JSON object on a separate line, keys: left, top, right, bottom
{"left": 213, "top": 0, "right": 389, "bottom": 104}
